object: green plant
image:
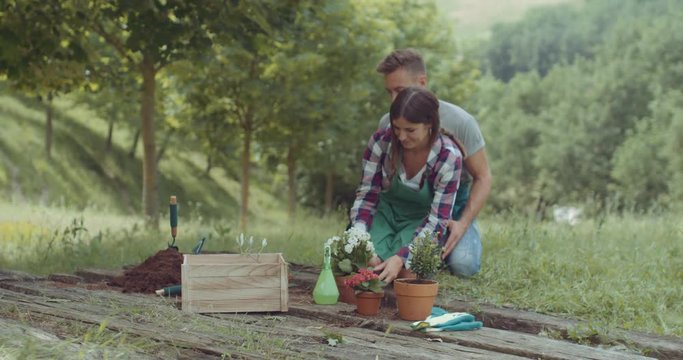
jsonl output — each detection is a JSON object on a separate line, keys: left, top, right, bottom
{"left": 325, "top": 227, "right": 375, "bottom": 276}
{"left": 407, "top": 232, "right": 442, "bottom": 280}
{"left": 343, "top": 268, "right": 386, "bottom": 293}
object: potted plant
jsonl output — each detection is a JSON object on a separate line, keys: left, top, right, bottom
{"left": 344, "top": 268, "right": 386, "bottom": 315}
{"left": 325, "top": 227, "right": 376, "bottom": 304}
{"left": 394, "top": 232, "right": 442, "bottom": 321}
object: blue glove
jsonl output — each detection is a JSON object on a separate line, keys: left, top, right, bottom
{"left": 410, "top": 307, "right": 482, "bottom": 332}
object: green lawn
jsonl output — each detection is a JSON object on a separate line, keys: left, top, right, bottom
{"left": 1, "top": 202, "right": 681, "bottom": 338}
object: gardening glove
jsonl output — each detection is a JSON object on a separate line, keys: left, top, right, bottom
{"left": 410, "top": 307, "right": 483, "bottom": 332}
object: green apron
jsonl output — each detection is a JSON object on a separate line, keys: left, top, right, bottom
{"left": 369, "top": 174, "right": 434, "bottom": 261}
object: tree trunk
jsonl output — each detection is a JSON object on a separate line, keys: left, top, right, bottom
{"left": 129, "top": 128, "right": 140, "bottom": 158}
{"left": 140, "top": 55, "right": 159, "bottom": 226}
{"left": 45, "top": 92, "right": 53, "bottom": 158}
{"left": 105, "top": 117, "right": 114, "bottom": 153}
{"left": 324, "top": 170, "right": 334, "bottom": 215}
{"left": 287, "top": 145, "right": 297, "bottom": 221}
{"left": 156, "top": 129, "right": 173, "bottom": 164}
{"left": 239, "top": 125, "right": 252, "bottom": 232}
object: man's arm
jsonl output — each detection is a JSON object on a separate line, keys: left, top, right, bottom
{"left": 441, "top": 148, "right": 492, "bottom": 259}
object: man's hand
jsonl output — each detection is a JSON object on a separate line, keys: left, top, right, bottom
{"left": 373, "top": 255, "right": 404, "bottom": 283}
{"left": 442, "top": 220, "right": 465, "bottom": 259}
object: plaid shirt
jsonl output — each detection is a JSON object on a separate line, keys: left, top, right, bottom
{"left": 350, "top": 128, "right": 463, "bottom": 263}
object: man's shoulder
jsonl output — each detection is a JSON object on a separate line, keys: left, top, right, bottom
{"left": 437, "top": 100, "right": 485, "bottom": 156}
{"left": 438, "top": 100, "right": 477, "bottom": 125}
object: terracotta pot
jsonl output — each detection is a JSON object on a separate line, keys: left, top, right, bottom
{"left": 355, "top": 291, "right": 384, "bottom": 316}
{"left": 334, "top": 275, "right": 357, "bottom": 304}
{"left": 393, "top": 278, "right": 439, "bottom": 321}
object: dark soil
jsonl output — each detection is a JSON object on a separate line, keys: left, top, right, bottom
{"left": 108, "top": 248, "right": 183, "bottom": 293}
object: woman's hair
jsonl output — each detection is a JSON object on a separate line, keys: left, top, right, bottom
{"left": 388, "top": 87, "right": 440, "bottom": 176}
{"left": 390, "top": 87, "right": 440, "bottom": 145}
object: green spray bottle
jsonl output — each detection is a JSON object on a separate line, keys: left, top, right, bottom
{"left": 313, "top": 244, "right": 339, "bottom": 304}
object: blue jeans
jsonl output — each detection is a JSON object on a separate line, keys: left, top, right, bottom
{"left": 445, "top": 219, "right": 482, "bottom": 277}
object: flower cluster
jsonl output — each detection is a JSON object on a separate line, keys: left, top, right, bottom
{"left": 343, "top": 268, "right": 385, "bottom": 293}
{"left": 325, "top": 227, "right": 375, "bottom": 276}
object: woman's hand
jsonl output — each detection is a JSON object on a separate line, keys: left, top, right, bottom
{"left": 373, "top": 255, "right": 404, "bottom": 283}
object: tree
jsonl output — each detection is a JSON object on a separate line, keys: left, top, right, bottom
{"left": 71, "top": 0, "right": 275, "bottom": 225}
{"left": 0, "top": 1, "right": 90, "bottom": 157}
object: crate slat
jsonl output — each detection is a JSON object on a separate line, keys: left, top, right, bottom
{"left": 187, "top": 276, "right": 281, "bottom": 290}
{"left": 185, "top": 288, "right": 282, "bottom": 301}
{"left": 183, "top": 253, "right": 283, "bottom": 265}
{"left": 184, "top": 298, "right": 283, "bottom": 313}
{"left": 186, "top": 264, "right": 281, "bottom": 277}
{"left": 181, "top": 253, "right": 288, "bottom": 313}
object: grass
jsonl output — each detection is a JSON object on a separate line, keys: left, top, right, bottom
{"left": 2, "top": 202, "right": 681, "bottom": 339}
{"left": 0, "top": 201, "right": 346, "bottom": 274}
{"left": 439, "top": 212, "right": 683, "bottom": 337}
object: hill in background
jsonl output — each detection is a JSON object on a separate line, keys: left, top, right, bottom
{"left": 436, "top": 0, "right": 582, "bottom": 40}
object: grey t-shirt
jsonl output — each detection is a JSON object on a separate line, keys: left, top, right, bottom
{"left": 378, "top": 99, "right": 485, "bottom": 219}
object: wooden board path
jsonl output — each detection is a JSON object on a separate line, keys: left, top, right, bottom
{"left": 0, "top": 268, "right": 678, "bottom": 359}
{"left": 289, "top": 265, "right": 683, "bottom": 360}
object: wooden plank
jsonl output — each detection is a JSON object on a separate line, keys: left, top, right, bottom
{"left": 0, "top": 295, "right": 269, "bottom": 359}
{"left": 280, "top": 262, "right": 288, "bottom": 312}
{"left": 0, "top": 281, "right": 528, "bottom": 360}
{"left": 183, "top": 253, "right": 283, "bottom": 265}
{"left": 73, "top": 268, "right": 123, "bottom": 283}
{"left": 0, "top": 269, "right": 43, "bottom": 282}
{"left": 184, "top": 298, "right": 283, "bottom": 313}
{"left": 184, "top": 263, "right": 281, "bottom": 277}
{"left": 187, "top": 276, "right": 281, "bottom": 290}
{"left": 442, "top": 299, "right": 683, "bottom": 360}
{"left": 181, "top": 256, "right": 189, "bottom": 313}
{"left": 287, "top": 303, "right": 657, "bottom": 360}
{"left": 185, "top": 287, "right": 282, "bottom": 301}
{"left": 290, "top": 265, "right": 683, "bottom": 360}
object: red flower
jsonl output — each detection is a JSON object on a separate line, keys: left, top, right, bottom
{"left": 343, "top": 268, "right": 384, "bottom": 292}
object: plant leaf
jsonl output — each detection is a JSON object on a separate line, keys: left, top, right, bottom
{"left": 338, "top": 259, "right": 353, "bottom": 273}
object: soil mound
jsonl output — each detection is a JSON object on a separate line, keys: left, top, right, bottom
{"left": 109, "top": 248, "right": 183, "bottom": 293}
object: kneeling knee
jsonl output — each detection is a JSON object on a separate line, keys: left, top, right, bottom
{"left": 447, "top": 257, "right": 480, "bottom": 278}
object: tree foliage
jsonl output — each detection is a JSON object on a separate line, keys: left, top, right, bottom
{"left": 471, "top": 0, "right": 683, "bottom": 214}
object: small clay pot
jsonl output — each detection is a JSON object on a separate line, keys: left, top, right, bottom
{"left": 335, "top": 275, "right": 357, "bottom": 305}
{"left": 355, "top": 291, "right": 384, "bottom": 316}
{"left": 394, "top": 278, "right": 438, "bottom": 321}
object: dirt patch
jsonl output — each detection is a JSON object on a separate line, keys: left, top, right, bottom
{"left": 108, "top": 248, "right": 183, "bottom": 293}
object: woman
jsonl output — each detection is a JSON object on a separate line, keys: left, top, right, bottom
{"left": 349, "top": 87, "right": 464, "bottom": 282}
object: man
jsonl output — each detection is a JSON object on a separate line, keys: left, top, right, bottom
{"left": 372, "top": 48, "right": 492, "bottom": 281}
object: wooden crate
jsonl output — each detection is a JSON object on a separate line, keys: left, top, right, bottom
{"left": 181, "top": 253, "right": 288, "bottom": 313}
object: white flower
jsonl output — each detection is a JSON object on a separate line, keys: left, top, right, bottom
{"left": 366, "top": 241, "right": 374, "bottom": 252}
{"left": 344, "top": 243, "right": 354, "bottom": 254}
{"left": 248, "top": 236, "right": 254, "bottom": 248}
{"left": 261, "top": 238, "right": 267, "bottom": 248}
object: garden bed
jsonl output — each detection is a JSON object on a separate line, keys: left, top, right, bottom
{"left": 1, "top": 266, "right": 679, "bottom": 359}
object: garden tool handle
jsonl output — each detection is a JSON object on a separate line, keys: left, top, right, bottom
{"left": 170, "top": 196, "right": 178, "bottom": 239}
{"left": 168, "top": 196, "right": 178, "bottom": 248}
